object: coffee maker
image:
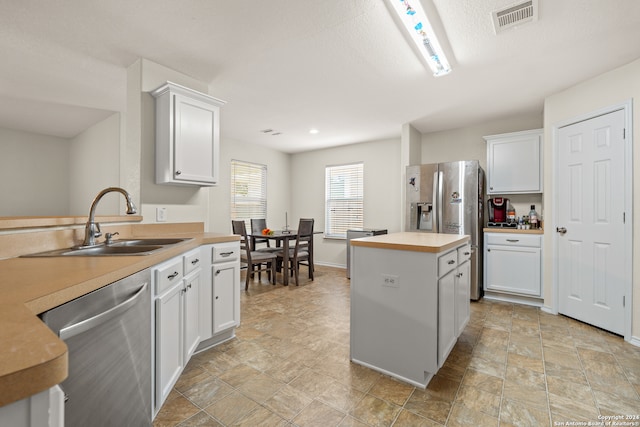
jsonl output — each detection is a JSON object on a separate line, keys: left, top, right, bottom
{"left": 488, "top": 197, "right": 508, "bottom": 223}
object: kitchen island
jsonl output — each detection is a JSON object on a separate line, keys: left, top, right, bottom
{"left": 350, "top": 232, "right": 470, "bottom": 388}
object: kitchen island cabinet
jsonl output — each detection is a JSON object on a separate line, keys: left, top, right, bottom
{"left": 350, "top": 232, "right": 470, "bottom": 388}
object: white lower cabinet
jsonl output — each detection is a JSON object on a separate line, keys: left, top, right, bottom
{"left": 153, "top": 242, "right": 240, "bottom": 415}
{"left": 438, "top": 268, "right": 456, "bottom": 368}
{"left": 153, "top": 248, "right": 201, "bottom": 414}
{"left": 484, "top": 233, "right": 542, "bottom": 297}
{"left": 437, "top": 244, "right": 470, "bottom": 368}
{"left": 455, "top": 259, "right": 471, "bottom": 336}
{"left": 0, "top": 386, "right": 64, "bottom": 427}
{"left": 213, "top": 261, "right": 239, "bottom": 333}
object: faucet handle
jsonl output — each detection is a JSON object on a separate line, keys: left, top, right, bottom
{"left": 94, "top": 223, "right": 102, "bottom": 239}
{"left": 105, "top": 231, "right": 119, "bottom": 244}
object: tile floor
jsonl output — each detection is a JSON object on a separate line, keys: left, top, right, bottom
{"left": 153, "top": 266, "right": 640, "bottom": 427}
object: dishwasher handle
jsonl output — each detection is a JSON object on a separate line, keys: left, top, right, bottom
{"left": 59, "top": 282, "right": 148, "bottom": 340}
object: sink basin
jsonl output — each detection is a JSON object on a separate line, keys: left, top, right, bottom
{"left": 22, "top": 238, "right": 192, "bottom": 257}
{"left": 110, "top": 238, "right": 189, "bottom": 246}
{"left": 63, "top": 245, "right": 163, "bottom": 256}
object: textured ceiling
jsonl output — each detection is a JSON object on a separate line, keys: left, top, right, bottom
{"left": 1, "top": 0, "right": 639, "bottom": 152}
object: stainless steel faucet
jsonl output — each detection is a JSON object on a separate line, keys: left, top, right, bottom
{"left": 78, "top": 187, "right": 137, "bottom": 248}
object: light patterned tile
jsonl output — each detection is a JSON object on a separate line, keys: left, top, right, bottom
{"left": 350, "top": 394, "right": 402, "bottom": 427}
{"left": 293, "top": 399, "right": 346, "bottom": 427}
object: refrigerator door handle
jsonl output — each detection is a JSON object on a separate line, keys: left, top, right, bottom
{"left": 436, "top": 170, "right": 444, "bottom": 233}
{"left": 432, "top": 171, "right": 439, "bottom": 233}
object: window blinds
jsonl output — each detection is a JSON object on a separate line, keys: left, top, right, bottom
{"left": 325, "top": 162, "right": 364, "bottom": 238}
{"left": 230, "top": 160, "right": 267, "bottom": 229}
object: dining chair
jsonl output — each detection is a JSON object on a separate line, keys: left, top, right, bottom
{"left": 276, "top": 218, "right": 314, "bottom": 286}
{"left": 231, "top": 220, "right": 277, "bottom": 290}
{"left": 250, "top": 218, "right": 278, "bottom": 252}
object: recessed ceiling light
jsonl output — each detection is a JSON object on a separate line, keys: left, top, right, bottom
{"left": 309, "top": 129, "right": 319, "bottom": 134}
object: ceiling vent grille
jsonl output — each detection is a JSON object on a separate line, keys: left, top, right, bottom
{"left": 492, "top": 0, "right": 538, "bottom": 34}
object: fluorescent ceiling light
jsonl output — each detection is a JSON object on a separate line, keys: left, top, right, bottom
{"left": 387, "top": 0, "right": 451, "bottom": 76}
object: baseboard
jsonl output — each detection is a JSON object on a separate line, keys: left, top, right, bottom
{"left": 483, "top": 291, "right": 543, "bottom": 307}
{"left": 628, "top": 336, "right": 640, "bottom": 348}
{"left": 540, "top": 305, "right": 555, "bottom": 315}
{"left": 314, "top": 261, "right": 346, "bottom": 269}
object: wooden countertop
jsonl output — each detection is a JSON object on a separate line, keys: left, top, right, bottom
{"left": 483, "top": 228, "right": 544, "bottom": 235}
{"left": 0, "top": 231, "right": 239, "bottom": 407}
{"left": 350, "top": 232, "right": 470, "bottom": 253}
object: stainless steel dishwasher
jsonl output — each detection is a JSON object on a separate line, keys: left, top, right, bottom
{"left": 41, "top": 269, "right": 152, "bottom": 427}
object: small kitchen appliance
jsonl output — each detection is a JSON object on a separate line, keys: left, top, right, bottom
{"left": 488, "top": 197, "right": 508, "bottom": 223}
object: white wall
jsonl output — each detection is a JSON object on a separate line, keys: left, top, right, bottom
{"left": 291, "top": 138, "right": 402, "bottom": 267}
{"left": 209, "top": 138, "right": 291, "bottom": 234}
{"left": 0, "top": 127, "right": 70, "bottom": 216}
{"left": 68, "top": 113, "right": 121, "bottom": 215}
{"left": 543, "top": 57, "right": 640, "bottom": 339}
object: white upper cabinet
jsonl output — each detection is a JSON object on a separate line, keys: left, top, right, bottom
{"left": 485, "top": 129, "right": 543, "bottom": 194}
{"left": 151, "top": 82, "right": 226, "bottom": 186}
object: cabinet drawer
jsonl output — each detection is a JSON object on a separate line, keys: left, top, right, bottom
{"left": 457, "top": 244, "right": 471, "bottom": 263}
{"left": 485, "top": 233, "right": 541, "bottom": 248}
{"left": 438, "top": 250, "right": 458, "bottom": 277}
{"left": 155, "top": 258, "right": 184, "bottom": 295}
{"left": 184, "top": 248, "right": 203, "bottom": 275}
{"left": 212, "top": 242, "right": 239, "bottom": 263}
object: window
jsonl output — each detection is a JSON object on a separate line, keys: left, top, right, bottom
{"left": 230, "top": 160, "right": 267, "bottom": 229}
{"left": 325, "top": 162, "right": 364, "bottom": 238}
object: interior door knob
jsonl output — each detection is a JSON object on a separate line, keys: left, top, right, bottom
{"left": 556, "top": 227, "right": 567, "bottom": 235}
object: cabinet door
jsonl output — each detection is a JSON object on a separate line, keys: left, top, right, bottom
{"left": 183, "top": 270, "right": 201, "bottom": 362}
{"left": 438, "top": 270, "right": 456, "bottom": 368}
{"left": 455, "top": 260, "right": 471, "bottom": 336}
{"left": 485, "top": 245, "right": 541, "bottom": 296}
{"left": 487, "top": 130, "right": 542, "bottom": 194}
{"left": 155, "top": 282, "right": 183, "bottom": 410}
{"left": 212, "top": 262, "right": 240, "bottom": 334}
{"left": 174, "top": 93, "right": 219, "bottom": 184}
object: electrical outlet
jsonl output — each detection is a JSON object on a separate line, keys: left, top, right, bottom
{"left": 382, "top": 274, "right": 399, "bottom": 288}
{"left": 156, "top": 207, "right": 167, "bottom": 222}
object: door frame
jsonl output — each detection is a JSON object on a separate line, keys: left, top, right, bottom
{"left": 551, "top": 100, "right": 633, "bottom": 342}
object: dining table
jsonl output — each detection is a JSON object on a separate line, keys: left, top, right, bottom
{"left": 250, "top": 229, "right": 299, "bottom": 286}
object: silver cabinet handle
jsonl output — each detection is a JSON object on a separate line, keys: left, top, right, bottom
{"left": 167, "top": 271, "right": 180, "bottom": 280}
{"left": 463, "top": 252, "right": 470, "bottom": 256}
{"left": 220, "top": 251, "right": 234, "bottom": 257}
{"left": 176, "top": 170, "right": 182, "bottom": 175}
{"left": 556, "top": 227, "right": 567, "bottom": 235}
{"left": 506, "top": 239, "right": 519, "bottom": 242}
{"left": 59, "top": 283, "right": 148, "bottom": 340}
{"left": 191, "top": 258, "right": 200, "bottom": 265}
{"left": 448, "top": 260, "right": 455, "bottom": 265}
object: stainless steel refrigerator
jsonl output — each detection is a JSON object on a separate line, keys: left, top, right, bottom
{"left": 406, "top": 161, "right": 485, "bottom": 300}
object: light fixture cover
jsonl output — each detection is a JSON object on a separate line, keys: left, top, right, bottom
{"left": 388, "top": 0, "right": 451, "bottom": 76}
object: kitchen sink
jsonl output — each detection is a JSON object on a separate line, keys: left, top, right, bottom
{"left": 22, "top": 238, "right": 192, "bottom": 257}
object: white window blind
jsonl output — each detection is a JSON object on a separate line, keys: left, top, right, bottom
{"left": 230, "top": 160, "right": 267, "bottom": 229}
{"left": 325, "top": 162, "right": 363, "bottom": 238}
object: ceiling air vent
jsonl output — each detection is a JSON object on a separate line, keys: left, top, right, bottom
{"left": 492, "top": 0, "right": 538, "bottom": 34}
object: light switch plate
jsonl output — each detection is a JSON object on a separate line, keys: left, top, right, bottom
{"left": 156, "top": 207, "right": 167, "bottom": 222}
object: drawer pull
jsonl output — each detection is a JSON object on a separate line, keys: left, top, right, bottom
{"left": 191, "top": 258, "right": 200, "bottom": 265}
{"left": 220, "top": 251, "right": 234, "bottom": 257}
{"left": 448, "top": 260, "right": 455, "bottom": 265}
{"left": 167, "top": 271, "right": 180, "bottom": 280}
{"left": 506, "top": 239, "right": 520, "bottom": 243}
{"left": 463, "top": 252, "right": 470, "bottom": 256}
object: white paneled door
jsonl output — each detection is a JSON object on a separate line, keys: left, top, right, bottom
{"left": 557, "top": 109, "right": 627, "bottom": 335}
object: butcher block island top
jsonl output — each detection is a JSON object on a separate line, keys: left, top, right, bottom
{"left": 350, "top": 231, "right": 469, "bottom": 253}
{"left": 0, "top": 223, "right": 239, "bottom": 408}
